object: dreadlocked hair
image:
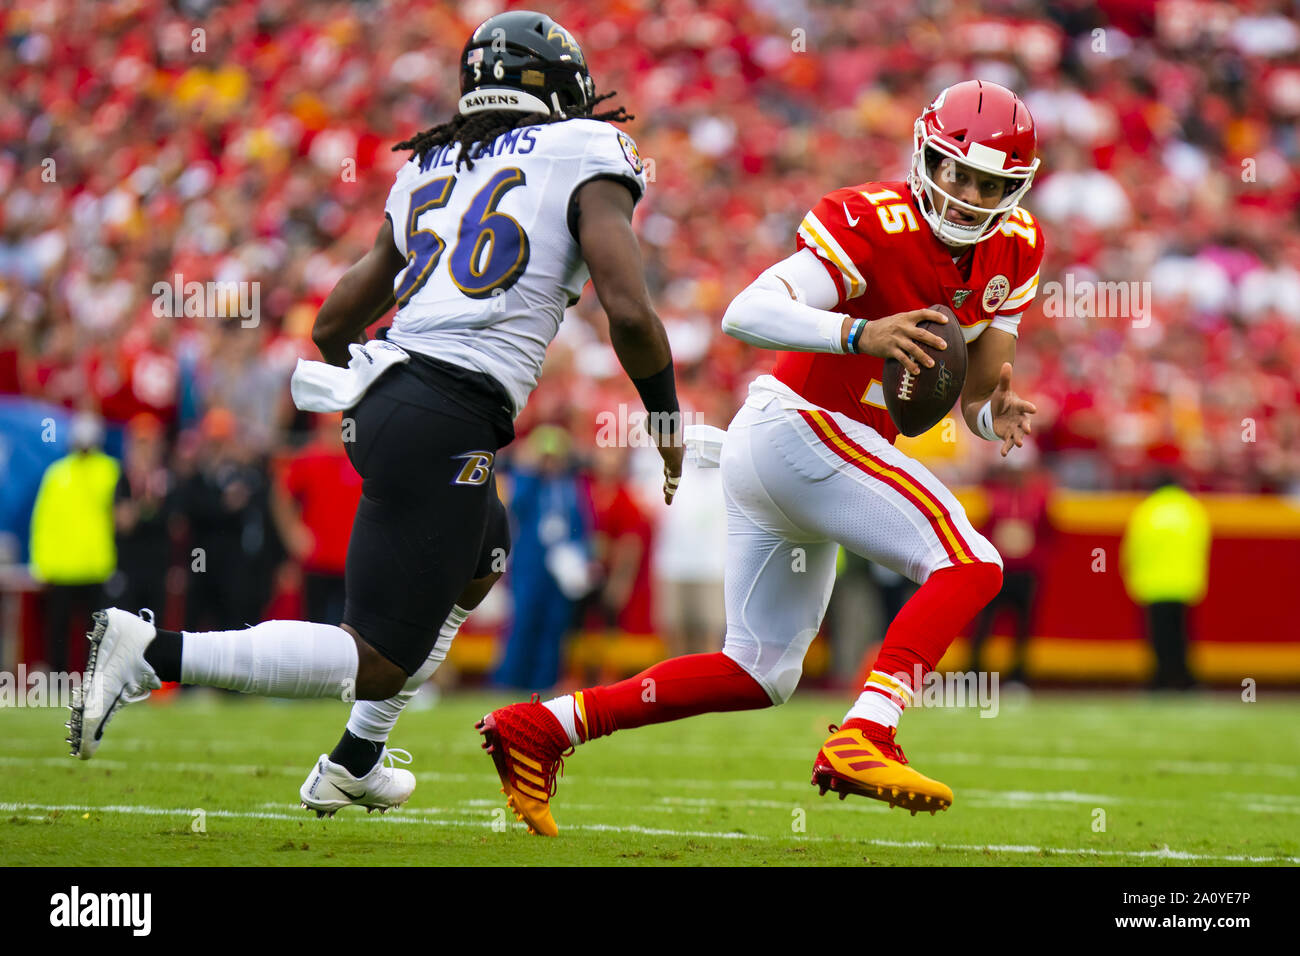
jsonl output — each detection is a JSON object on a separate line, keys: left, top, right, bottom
{"left": 392, "top": 91, "right": 633, "bottom": 171}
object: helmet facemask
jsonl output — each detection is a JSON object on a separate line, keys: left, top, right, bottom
{"left": 908, "top": 123, "right": 1038, "bottom": 246}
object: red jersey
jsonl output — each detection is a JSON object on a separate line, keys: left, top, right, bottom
{"left": 773, "top": 181, "right": 1045, "bottom": 443}
{"left": 282, "top": 443, "right": 363, "bottom": 575}
{"left": 585, "top": 479, "right": 655, "bottom": 635}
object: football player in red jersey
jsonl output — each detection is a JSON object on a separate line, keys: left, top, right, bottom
{"left": 479, "top": 81, "right": 1043, "bottom": 835}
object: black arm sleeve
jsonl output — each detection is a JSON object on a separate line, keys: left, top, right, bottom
{"left": 630, "top": 361, "right": 681, "bottom": 441}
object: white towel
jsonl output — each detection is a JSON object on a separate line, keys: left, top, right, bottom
{"left": 290, "top": 340, "right": 412, "bottom": 412}
{"left": 684, "top": 423, "right": 727, "bottom": 468}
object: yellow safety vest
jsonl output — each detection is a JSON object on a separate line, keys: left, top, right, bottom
{"left": 1120, "top": 486, "right": 1211, "bottom": 605}
{"left": 29, "top": 451, "right": 121, "bottom": 585}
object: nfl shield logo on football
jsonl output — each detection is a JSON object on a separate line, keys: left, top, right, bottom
{"left": 982, "top": 274, "right": 1010, "bottom": 312}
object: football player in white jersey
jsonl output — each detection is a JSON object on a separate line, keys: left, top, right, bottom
{"left": 68, "top": 11, "right": 685, "bottom": 818}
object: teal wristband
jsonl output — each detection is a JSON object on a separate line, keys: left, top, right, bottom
{"left": 847, "top": 318, "right": 867, "bottom": 354}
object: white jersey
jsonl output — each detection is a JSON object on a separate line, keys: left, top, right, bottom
{"left": 383, "top": 117, "right": 648, "bottom": 415}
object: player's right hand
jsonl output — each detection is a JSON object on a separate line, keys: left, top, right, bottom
{"left": 657, "top": 439, "right": 684, "bottom": 505}
{"left": 853, "top": 308, "right": 949, "bottom": 376}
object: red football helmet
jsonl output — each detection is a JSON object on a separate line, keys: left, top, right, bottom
{"left": 908, "top": 80, "right": 1040, "bottom": 246}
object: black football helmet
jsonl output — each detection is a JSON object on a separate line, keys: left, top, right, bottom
{"left": 458, "top": 10, "right": 595, "bottom": 120}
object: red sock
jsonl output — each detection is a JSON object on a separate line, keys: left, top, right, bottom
{"left": 872, "top": 562, "right": 1002, "bottom": 687}
{"left": 573, "top": 652, "right": 772, "bottom": 742}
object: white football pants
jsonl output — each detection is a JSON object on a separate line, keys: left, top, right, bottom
{"left": 718, "top": 375, "right": 1000, "bottom": 704}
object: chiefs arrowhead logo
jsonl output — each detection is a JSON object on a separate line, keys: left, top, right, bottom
{"left": 951, "top": 289, "right": 972, "bottom": 308}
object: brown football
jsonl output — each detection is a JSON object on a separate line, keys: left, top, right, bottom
{"left": 881, "top": 304, "right": 968, "bottom": 438}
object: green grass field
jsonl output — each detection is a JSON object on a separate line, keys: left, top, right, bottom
{"left": 1, "top": 689, "right": 1297, "bottom": 866}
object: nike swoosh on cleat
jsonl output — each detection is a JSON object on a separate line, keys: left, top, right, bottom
{"left": 93, "top": 688, "right": 126, "bottom": 741}
{"left": 333, "top": 782, "right": 365, "bottom": 800}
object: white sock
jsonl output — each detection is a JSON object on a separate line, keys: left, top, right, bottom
{"left": 346, "top": 606, "right": 469, "bottom": 743}
{"left": 844, "top": 691, "right": 902, "bottom": 729}
{"left": 842, "top": 671, "right": 912, "bottom": 730}
{"left": 543, "top": 694, "right": 581, "bottom": 747}
{"left": 180, "top": 620, "right": 358, "bottom": 699}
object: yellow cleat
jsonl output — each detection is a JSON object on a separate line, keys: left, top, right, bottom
{"left": 476, "top": 697, "right": 572, "bottom": 837}
{"left": 810, "top": 720, "right": 953, "bottom": 814}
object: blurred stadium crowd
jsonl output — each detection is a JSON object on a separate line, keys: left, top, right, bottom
{"left": 1, "top": 0, "right": 1298, "bottom": 671}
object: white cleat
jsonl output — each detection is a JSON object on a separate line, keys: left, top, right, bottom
{"left": 68, "top": 608, "right": 162, "bottom": 760}
{"left": 299, "top": 748, "right": 415, "bottom": 818}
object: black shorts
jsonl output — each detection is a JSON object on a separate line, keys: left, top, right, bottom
{"left": 341, "top": 353, "right": 514, "bottom": 674}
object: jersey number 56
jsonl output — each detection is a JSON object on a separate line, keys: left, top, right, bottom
{"left": 395, "top": 167, "right": 531, "bottom": 305}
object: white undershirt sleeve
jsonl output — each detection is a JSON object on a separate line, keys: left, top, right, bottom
{"left": 721, "top": 247, "right": 849, "bottom": 354}
{"left": 990, "top": 312, "right": 1022, "bottom": 337}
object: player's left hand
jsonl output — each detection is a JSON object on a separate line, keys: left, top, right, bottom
{"left": 991, "top": 362, "right": 1037, "bottom": 457}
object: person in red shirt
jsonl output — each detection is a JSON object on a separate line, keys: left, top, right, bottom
{"left": 968, "top": 453, "right": 1054, "bottom": 684}
{"left": 482, "top": 81, "right": 1045, "bottom": 836}
{"left": 97, "top": 321, "right": 181, "bottom": 431}
{"left": 31, "top": 322, "right": 94, "bottom": 411}
{"left": 271, "top": 412, "right": 362, "bottom": 625}
{"left": 584, "top": 443, "right": 654, "bottom": 637}
{"left": 0, "top": 312, "right": 26, "bottom": 395}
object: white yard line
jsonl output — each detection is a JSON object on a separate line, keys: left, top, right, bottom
{"left": 6, "top": 732, "right": 1297, "bottom": 779}
{"left": 652, "top": 795, "right": 886, "bottom": 813}
{"left": 3, "top": 755, "right": 1296, "bottom": 813}
{"left": 266, "top": 799, "right": 716, "bottom": 816}
{"left": 1243, "top": 803, "right": 1300, "bottom": 814}
{"left": 928, "top": 751, "right": 1300, "bottom": 779}
{"left": 962, "top": 789, "right": 1119, "bottom": 804}
{"left": 9, "top": 734, "right": 1297, "bottom": 779}
{"left": 2, "top": 800, "right": 1296, "bottom": 863}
